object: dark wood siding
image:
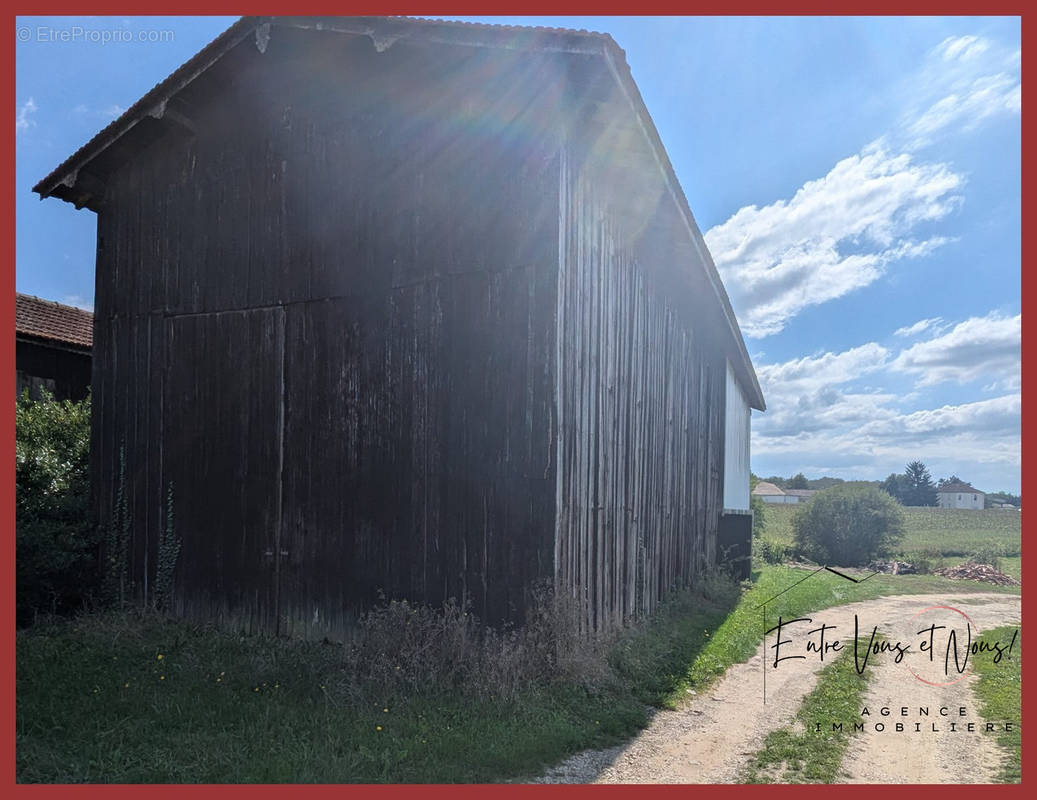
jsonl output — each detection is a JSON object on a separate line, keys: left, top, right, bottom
{"left": 15, "top": 339, "right": 91, "bottom": 402}
{"left": 554, "top": 145, "right": 726, "bottom": 632}
{"left": 92, "top": 33, "right": 562, "bottom": 636}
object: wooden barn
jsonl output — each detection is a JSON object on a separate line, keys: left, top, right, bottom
{"left": 34, "top": 16, "right": 765, "bottom": 637}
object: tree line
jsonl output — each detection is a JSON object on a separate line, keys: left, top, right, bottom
{"left": 757, "top": 464, "right": 1020, "bottom": 508}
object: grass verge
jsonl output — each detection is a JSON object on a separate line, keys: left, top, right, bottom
{"left": 972, "top": 625, "right": 1022, "bottom": 783}
{"left": 742, "top": 647, "right": 873, "bottom": 783}
{"left": 17, "top": 566, "right": 1018, "bottom": 782}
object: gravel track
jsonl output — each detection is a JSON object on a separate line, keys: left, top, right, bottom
{"left": 534, "top": 592, "right": 1020, "bottom": 784}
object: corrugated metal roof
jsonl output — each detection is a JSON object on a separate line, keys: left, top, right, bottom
{"left": 16, "top": 293, "right": 94, "bottom": 348}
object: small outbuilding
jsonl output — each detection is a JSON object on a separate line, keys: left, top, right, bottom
{"left": 15, "top": 293, "right": 93, "bottom": 402}
{"left": 937, "top": 481, "right": 985, "bottom": 510}
{"left": 34, "top": 16, "right": 764, "bottom": 637}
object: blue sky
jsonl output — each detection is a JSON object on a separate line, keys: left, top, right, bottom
{"left": 15, "top": 16, "right": 1021, "bottom": 493}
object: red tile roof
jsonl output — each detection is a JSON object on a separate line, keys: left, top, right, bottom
{"left": 937, "top": 481, "right": 982, "bottom": 494}
{"left": 16, "top": 293, "right": 93, "bottom": 348}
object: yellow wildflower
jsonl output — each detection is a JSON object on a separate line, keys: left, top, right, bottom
{"left": 157, "top": 654, "right": 164, "bottom": 660}
{"left": 376, "top": 726, "right": 382, "bottom": 732}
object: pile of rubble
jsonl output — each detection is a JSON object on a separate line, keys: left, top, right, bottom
{"left": 867, "top": 560, "right": 918, "bottom": 575}
{"left": 932, "top": 562, "right": 1020, "bottom": 586}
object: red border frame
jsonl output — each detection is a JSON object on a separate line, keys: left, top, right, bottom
{"left": 6, "top": 3, "right": 1029, "bottom": 794}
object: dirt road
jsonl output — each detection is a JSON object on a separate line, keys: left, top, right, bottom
{"left": 535, "top": 592, "right": 1020, "bottom": 784}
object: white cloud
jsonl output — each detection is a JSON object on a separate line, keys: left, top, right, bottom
{"left": 899, "top": 35, "right": 1021, "bottom": 149}
{"left": 934, "top": 35, "right": 990, "bottom": 62}
{"left": 891, "top": 312, "right": 1020, "bottom": 387}
{"left": 727, "top": 30, "right": 1021, "bottom": 491}
{"left": 62, "top": 294, "right": 94, "bottom": 311}
{"left": 705, "top": 144, "right": 962, "bottom": 338}
{"left": 71, "top": 102, "right": 126, "bottom": 120}
{"left": 756, "top": 342, "right": 890, "bottom": 393}
{"left": 705, "top": 31, "right": 1018, "bottom": 339}
{"left": 907, "top": 72, "right": 1021, "bottom": 147}
{"left": 749, "top": 327, "right": 1021, "bottom": 489}
{"left": 753, "top": 390, "right": 1021, "bottom": 489}
{"left": 859, "top": 393, "right": 1020, "bottom": 439}
{"left": 894, "top": 317, "right": 943, "bottom": 337}
{"left": 16, "top": 97, "right": 38, "bottom": 131}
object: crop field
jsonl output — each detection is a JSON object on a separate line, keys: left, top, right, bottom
{"left": 759, "top": 504, "right": 1022, "bottom": 578}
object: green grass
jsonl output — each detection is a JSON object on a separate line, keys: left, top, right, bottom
{"left": 16, "top": 612, "right": 649, "bottom": 783}
{"left": 972, "top": 625, "right": 1022, "bottom": 783}
{"left": 742, "top": 647, "right": 873, "bottom": 783}
{"left": 760, "top": 504, "right": 1021, "bottom": 565}
{"left": 17, "top": 566, "right": 1020, "bottom": 783}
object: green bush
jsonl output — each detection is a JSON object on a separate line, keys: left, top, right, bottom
{"left": 757, "top": 539, "right": 792, "bottom": 565}
{"left": 16, "top": 390, "right": 98, "bottom": 624}
{"left": 792, "top": 485, "right": 905, "bottom": 566}
{"left": 750, "top": 494, "right": 766, "bottom": 538}
{"left": 905, "top": 547, "right": 943, "bottom": 575}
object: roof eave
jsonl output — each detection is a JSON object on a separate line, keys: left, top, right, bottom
{"left": 33, "top": 16, "right": 262, "bottom": 202}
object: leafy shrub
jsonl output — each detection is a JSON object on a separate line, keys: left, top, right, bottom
{"left": 16, "top": 390, "right": 98, "bottom": 624}
{"left": 792, "top": 484, "right": 905, "bottom": 566}
{"left": 757, "top": 539, "right": 793, "bottom": 565}
{"left": 905, "top": 547, "right": 943, "bottom": 575}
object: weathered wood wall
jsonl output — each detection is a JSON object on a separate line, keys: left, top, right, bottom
{"left": 554, "top": 144, "right": 727, "bottom": 632}
{"left": 723, "top": 360, "right": 752, "bottom": 511}
{"left": 89, "top": 27, "right": 734, "bottom": 638}
{"left": 92, "top": 32, "right": 563, "bottom": 637}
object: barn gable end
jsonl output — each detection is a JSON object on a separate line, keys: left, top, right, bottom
{"left": 36, "top": 16, "right": 763, "bottom": 638}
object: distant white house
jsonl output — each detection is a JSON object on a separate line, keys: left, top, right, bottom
{"left": 936, "top": 480, "right": 985, "bottom": 510}
{"left": 751, "top": 481, "right": 817, "bottom": 504}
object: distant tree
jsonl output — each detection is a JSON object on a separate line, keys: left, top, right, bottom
{"left": 787, "top": 472, "right": 810, "bottom": 490}
{"left": 880, "top": 472, "right": 909, "bottom": 504}
{"left": 938, "top": 475, "right": 964, "bottom": 488}
{"left": 810, "top": 477, "right": 845, "bottom": 490}
{"left": 763, "top": 475, "right": 787, "bottom": 489}
{"left": 904, "top": 461, "right": 938, "bottom": 507}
